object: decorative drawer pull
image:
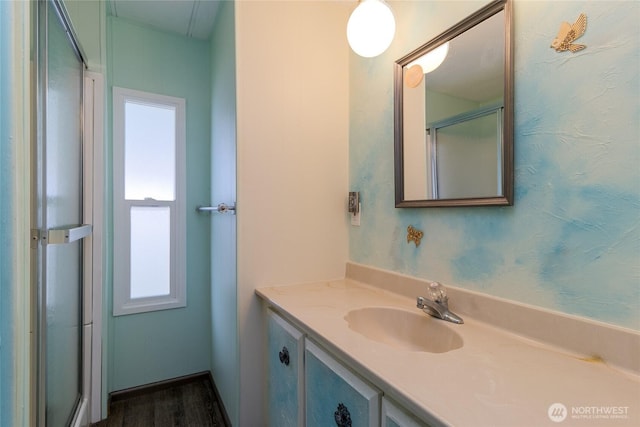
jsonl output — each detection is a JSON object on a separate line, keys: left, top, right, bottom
{"left": 334, "top": 403, "right": 352, "bottom": 427}
{"left": 278, "top": 346, "right": 290, "bottom": 366}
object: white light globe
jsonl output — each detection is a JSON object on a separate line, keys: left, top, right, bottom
{"left": 347, "top": 0, "right": 396, "bottom": 58}
{"left": 408, "top": 42, "right": 450, "bottom": 74}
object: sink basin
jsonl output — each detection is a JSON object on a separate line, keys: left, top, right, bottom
{"left": 344, "top": 307, "right": 463, "bottom": 353}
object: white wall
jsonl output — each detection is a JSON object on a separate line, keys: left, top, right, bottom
{"left": 64, "top": 0, "right": 106, "bottom": 71}
{"left": 235, "top": 1, "right": 351, "bottom": 424}
{"left": 403, "top": 78, "right": 428, "bottom": 199}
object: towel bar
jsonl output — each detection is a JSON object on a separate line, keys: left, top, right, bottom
{"left": 196, "top": 203, "right": 236, "bottom": 214}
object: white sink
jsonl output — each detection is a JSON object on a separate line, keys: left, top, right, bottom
{"left": 344, "top": 307, "right": 463, "bottom": 353}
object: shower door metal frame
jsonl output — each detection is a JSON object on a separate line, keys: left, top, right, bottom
{"left": 33, "top": 0, "right": 90, "bottom": 425}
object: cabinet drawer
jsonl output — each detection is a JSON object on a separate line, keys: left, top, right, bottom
{"left": 267, "top": 310, "right": 304, "bottom": 427}
{"left": 305, "top": 340, "right": 380, "bottom": 427}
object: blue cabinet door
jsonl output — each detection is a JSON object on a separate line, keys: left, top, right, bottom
{"left": 305, "top": 340, "right": 380, "bottom": 427}
{"left": 267, "top": 310, "right": 304, "bottom": 426}
{"left": 382, "top": 397, "right": 430, "bottom": 427}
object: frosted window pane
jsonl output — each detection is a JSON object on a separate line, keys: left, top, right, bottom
{"left": 130, "top": 206, "right": 171, "bottom": 298}
{"left": 125, "top": 101, "right": 176, "bottom": 201}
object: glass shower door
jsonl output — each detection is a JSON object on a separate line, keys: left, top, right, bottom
{"left": 35, "top": 1, "right": 87, "bottom": 425}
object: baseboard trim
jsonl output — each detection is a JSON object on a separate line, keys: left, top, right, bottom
{"left": 208, "top": 371, "right": 232, "bottom": 427}
{"left": 109, "top": 371, "right": 212, "bottom": 403}
{"left": 108, "top": 371, "right": 232, "bottom": 426}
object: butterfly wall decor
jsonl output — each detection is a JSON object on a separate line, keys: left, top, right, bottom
{"left": 551, "top": 13, "right": 587, "bottom": 53}
{"left": 407, "top": 225, "right": 424, "bottom": 247}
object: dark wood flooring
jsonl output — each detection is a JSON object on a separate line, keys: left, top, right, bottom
{"left": 92, "top": 373, "right": 229, "bottom": 427}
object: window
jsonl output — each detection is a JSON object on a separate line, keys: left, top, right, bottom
{"left": 113, "top": 87, "right": 186, "bottom": 315}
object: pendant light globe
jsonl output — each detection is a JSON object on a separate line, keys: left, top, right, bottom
{"left": 347, "top": 0, "right": 396, "bottom": 58}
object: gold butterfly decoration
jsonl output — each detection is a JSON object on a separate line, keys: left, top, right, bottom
{"left": 551, "top": 13, "right": 587, "bottom": 53}
{"left": 407, "top": 225, "right": 424, "bottom": 247}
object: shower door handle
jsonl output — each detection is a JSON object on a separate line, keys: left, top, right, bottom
{"left": 45, "top": 224, "right": 93, "bottom": 244}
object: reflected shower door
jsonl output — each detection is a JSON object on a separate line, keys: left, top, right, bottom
{"left": 36, "top": 1, "right": 86, "bottom": 425}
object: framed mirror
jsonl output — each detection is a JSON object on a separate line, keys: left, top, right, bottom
{"left": 394, "top": 0, "right": 513, "bottom": 207}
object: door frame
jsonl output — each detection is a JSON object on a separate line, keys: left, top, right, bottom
{"left": 33, "top": 1, "right": 94, "bottom": 425}
{"left": 83, "top": 71, "right": 105, "bottom": 424}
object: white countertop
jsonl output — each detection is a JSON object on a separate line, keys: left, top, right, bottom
{"left": 257, "top": 278, "right": 640, "bottom": 427}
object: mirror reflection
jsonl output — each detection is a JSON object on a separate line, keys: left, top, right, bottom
{"left": 394, "top": 0, "right": 513, "bottom": 207}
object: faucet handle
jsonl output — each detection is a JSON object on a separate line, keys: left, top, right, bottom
{"left": 416, "top": 296, "right": 426, "bottom": 308}
{"left": 427, "top": 282, "right": 448, "bottom": 304}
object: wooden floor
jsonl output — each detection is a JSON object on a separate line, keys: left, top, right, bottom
{"left": 92, "top": 374, "right": 229, "bottom": 427}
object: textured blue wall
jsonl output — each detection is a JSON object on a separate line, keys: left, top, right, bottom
{"left": 349, "top": 0, "right": 639, "bottom": 330}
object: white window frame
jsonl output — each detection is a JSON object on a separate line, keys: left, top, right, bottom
{"left": 113, "top": 87, "right": 186, "bottom": 316}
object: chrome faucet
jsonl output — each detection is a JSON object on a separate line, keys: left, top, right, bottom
{"left": 417, "top": 282, "right": 464, "bottom": 324}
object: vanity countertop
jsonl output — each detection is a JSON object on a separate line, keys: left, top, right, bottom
{"left": 256, "top": 278, "right": 640, "bottom": 427}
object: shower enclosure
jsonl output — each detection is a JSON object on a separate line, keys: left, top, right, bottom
{"left": 33, "top": 1, "right": 89, "bottom": 425}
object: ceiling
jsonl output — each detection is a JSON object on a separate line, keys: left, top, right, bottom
{"left": 108, "top": 0, "right": 221, "bottom": 40}
{"left": 108, "top": 1, "right": 503, "bottom": 102}
{"left": 426, "top": 10, "right": 504, "bottom": 103}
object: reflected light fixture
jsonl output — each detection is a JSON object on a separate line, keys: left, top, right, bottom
{"left": 408, "top": 42, "right": 450, "bottom": 74}
{"left": 347, "top": 0, "right": 396, "bottom": 58}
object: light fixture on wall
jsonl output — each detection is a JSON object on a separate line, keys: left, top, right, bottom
{"left": 404, "top": 42, "right": 450, "bottom": 88}
{"left": 347, "top": 0, "right": 396, "bottom": 58}
{"left": 408, "top": 42, "right": 450, "bottom": 74}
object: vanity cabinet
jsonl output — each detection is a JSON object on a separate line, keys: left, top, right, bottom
{"left": 305, "top": 340, "right": 380, "bottom": 427}
{"left": 267, "top": 310, "right": 305, "bottom": 426}
{"left": 267, "top": 309, "right": 431, "bottom": 427}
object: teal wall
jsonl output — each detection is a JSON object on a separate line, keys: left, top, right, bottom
{"left": 1, "top": 2, "right": 31, "bottom": 424}
{"left": 106, "top": 16, "right": 213, "bottom": 391}
{"left": 0, "top": 2, "right": 16, "bottom": 423}
{"left": 350, "top": 0, "right": 639, "bottom": 330}
{"left": 209, "top": 0, "right": 239, "bottom": 424}
{"left": 425, "top": 90, "right": 479, "bottom": 124}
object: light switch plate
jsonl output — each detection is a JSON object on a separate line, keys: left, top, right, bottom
{"left": 351, "top": 203, "right": 361, "bottom": 226}
{"left": 348, "top": 192, "right": 360, "bottom": 214}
